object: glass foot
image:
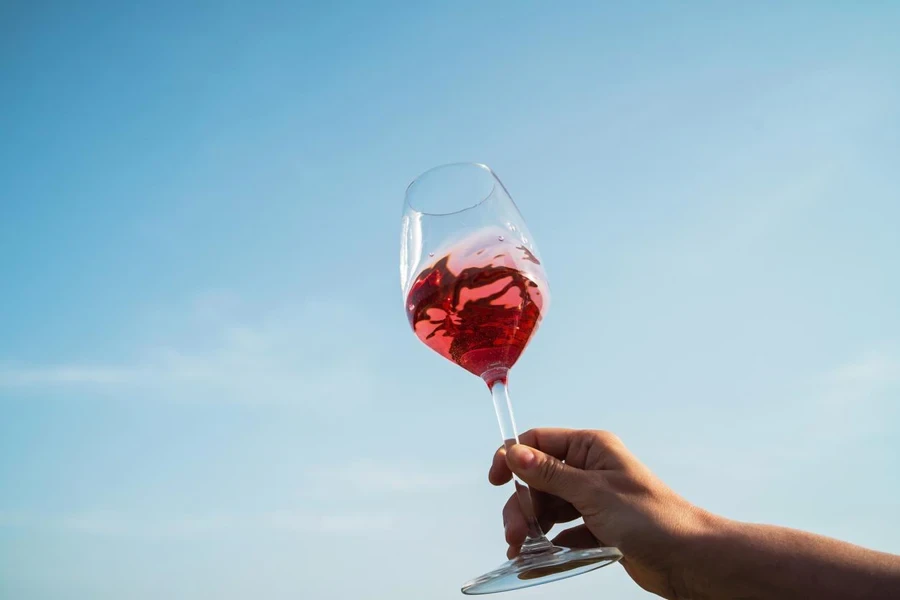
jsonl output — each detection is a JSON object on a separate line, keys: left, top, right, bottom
{"left": 461, "top": 545, "right": 622, "bottom": 595}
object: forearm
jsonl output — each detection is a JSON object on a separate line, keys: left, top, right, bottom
{"left": 673, "top": 514, "right": 900, "bottom": 600}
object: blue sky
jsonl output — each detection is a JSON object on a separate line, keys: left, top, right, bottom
{"left": 1, "top": 2, "right": 899, "bottom": 598}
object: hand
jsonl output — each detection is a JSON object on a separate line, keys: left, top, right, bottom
{"left": 489, "top": 428, "right": 715, "bottom": 599}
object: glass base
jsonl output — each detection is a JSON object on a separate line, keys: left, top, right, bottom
{"left": 461, "top": 545, "right": 622, "bottom": 595}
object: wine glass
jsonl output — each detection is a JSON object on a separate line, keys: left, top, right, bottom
{"left": 400, "top": 163, "right": 622, "bottom": 594}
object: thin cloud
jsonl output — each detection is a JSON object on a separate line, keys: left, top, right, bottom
{"left": 0, "top": 511, "right": 235, "bottom": 539}
{"left": 60, "top": 512, "right": 238, "bottom": 538}
{"left": 314, "top": 459, "right": 471, "bottom": 494}
{"left": 266, "top": 510, "right": 395, "bottom": 535}
{"left": 0, "top": 297, "right": 376, "bottom": 407}
{"left": 0, "top": 365, "right": 143, "bottom": 386}
{"left": 807, "top": 349, "right": 900, "bottom": 441}
{"left": 0, "top": 510, "right": 395, "bottom": 538}
{"left": 828, "top": 352, "right": 900, "bottom": 385}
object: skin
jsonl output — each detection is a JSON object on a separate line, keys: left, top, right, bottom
{"left": 489, "top": 428, "right": 900, "bottom": 600}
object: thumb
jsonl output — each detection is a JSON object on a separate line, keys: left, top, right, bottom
{"left": 506, "top": 444, "right": 589, "bottom": 504}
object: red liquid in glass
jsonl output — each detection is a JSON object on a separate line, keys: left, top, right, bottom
{"left": 406, "top": 245, "right": 546, "bottom": 379}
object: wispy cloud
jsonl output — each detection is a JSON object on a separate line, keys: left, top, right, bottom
{"left": 828, "top": 352, "right": 900, "bottom": 386}
{"left": 821, "top": 349, "right": 900, "bottom": 410}
{"left": 312, "top": 459, "right": 471, "bottom": 494}
{"left": 806, "top": 349, "right": 900, "bottom": 441}
{"left": 0, "top": 509, "right": 396, "bottom": 538}
{"left": 60, "top": 512, "right": 238, "bottom": 538}
{"left": 652, "top": 349, "right": 900, "bottom": 495}
{"left": 265, "top": 510, "right": 395, "bottom": 535}
{"left": 0, "top": 296, "right": 376, "bottom": 407}
{"left": 641, "top": 67, "right": 892, "bottom": 276}
{"left": 0, "top": 365, "right": 144, "bottom": 386}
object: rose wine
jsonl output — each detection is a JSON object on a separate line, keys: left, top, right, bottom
{"left": 405, "top": 238, "right": 548, "bottom": 380}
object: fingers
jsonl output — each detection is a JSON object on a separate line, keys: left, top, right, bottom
{"left": 505, "top": 444, "right": 590, "bottom": 505}
{"left": 551, "top": 524, "right": 599, "bottom": 550}
{"left": 517, "top": 428, "right": 579, "bottom": 460}
{"left": 508, "top": 526, "right": 598, "bottom": 559}
{"left": 489, "top": 429, "right": 629, "bottom": 486}
{"left": 489, "top": 447, "right": 512, "bottom": 486}
{"left": 502, "top": 491, "right": 579, "bottom": 547}
{"left": 491, "top": 430, "right": 631, "bottom": 561}
{"left": 502, "top": 493, "right": 530, "bottom": 547}
{"left": 489, "top": 429, "right": 583, "bottom": 486}
{"left": 506, "top": 516, "right": 599, "bottom": 559}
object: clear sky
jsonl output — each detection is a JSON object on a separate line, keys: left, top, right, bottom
{"left": 1, "top": 2, "right": 899, "bottom": 599}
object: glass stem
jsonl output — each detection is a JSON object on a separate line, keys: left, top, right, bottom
{"left": 485, "top": 368, "right": 554, "bottom": 556}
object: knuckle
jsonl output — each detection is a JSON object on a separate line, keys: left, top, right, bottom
{"left": 593, "top": 429, "right": 622, "bottom": 447}
{"left": 573, "top": 429, "right": 628, "bottom": 471}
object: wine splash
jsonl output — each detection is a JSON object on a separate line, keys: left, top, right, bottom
{"left": 405, "top": 236, "right": 548, "bottom": 380}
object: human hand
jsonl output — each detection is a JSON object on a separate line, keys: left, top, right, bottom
{"left": 489, "top": 428, "right": 715, "bottom": 598}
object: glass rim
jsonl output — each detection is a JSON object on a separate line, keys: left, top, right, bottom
{"left": 404, "top": 162, "right": 499, "bottom": 217}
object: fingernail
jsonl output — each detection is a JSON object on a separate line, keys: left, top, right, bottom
{"left": 509, "top": 445, "right": 536, "bottom": 470}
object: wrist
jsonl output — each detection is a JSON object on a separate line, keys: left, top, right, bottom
{"left": 666, "top": 506, "right": 731, "bottom": 600}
